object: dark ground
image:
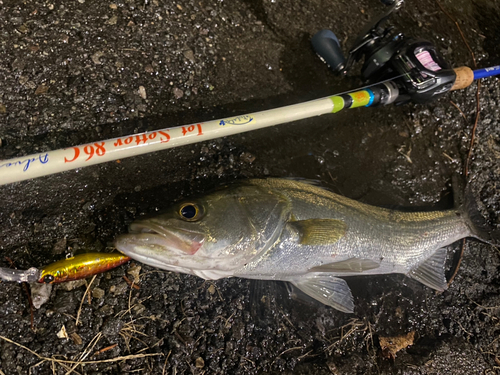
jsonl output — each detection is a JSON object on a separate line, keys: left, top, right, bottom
{"left": 1, "top": 0, "right": 500, "bottom": 373}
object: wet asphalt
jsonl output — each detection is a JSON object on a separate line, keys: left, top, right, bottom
{"left": 1, "top": 0, "right": 500, "bottom": 374}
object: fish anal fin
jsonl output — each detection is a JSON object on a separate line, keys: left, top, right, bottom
{"left": 310, "top": 258, "right": 380, "bottom": 273}
{"left": 289, "top": 219, "right": 346, "bottom": 246}
{"left": 408, "top": 248, "right": 448, "bottom": 292}
{"left": 289, "top": 273, "right": 354, "bottom": 313}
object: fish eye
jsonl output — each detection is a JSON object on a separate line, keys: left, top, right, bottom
{"left": 42, "top": 274, "right": 55, "bottom": 284}
{"left": 179, "top": 203, "right": 203, "bottom": 221}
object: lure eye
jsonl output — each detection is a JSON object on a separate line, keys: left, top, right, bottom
{"left": 179, "top": 203, "right": 203, "bottom": 221}
{"left": 42, "top": 274, "right": 55, "bottom": 284}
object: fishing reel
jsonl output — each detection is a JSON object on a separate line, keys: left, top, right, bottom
{"left": 311, "top": 0, "right": 457, "bottom": 104}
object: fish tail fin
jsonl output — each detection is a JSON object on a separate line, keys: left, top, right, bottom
{"left": 453, "top": 175, "right": 495, "bottom": 244}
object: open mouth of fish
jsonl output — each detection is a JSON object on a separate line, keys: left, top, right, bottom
{"left": 115, "top": 221, "right": 206, "bottom": 257}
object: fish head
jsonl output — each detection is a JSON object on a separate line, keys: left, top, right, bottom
{"left": 114, "top": 183, "right": 290, "bottom": 278}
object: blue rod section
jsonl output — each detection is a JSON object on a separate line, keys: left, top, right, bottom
{"left": 473, "top": 65, "right": 500, "bottom": 80}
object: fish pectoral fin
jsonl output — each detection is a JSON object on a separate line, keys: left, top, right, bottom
{"left": 310, "top": 258, "right": 380, "bottom": 273}
{"left": 408, "top": 248, "right": 448, "bottom": 292}
{"left": 289, "top": 273, "right": 354, "bottom": 313}
{"left": 288, "top": 219, "right": 346, "bottom": 246}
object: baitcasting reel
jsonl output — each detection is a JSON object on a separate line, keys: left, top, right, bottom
{"left": 311, "top": 0, "right": 456, "bottom": 104}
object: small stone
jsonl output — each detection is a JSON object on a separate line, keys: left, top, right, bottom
{"left": 92, "top": 287, "right": 105, "bottom": 299}
{"left": 30, "top": 282, "right": 53, "bottom": 309}
{"left": 173, "top": 87, "right": 183, "bottom": 99}
{"left": 18, "top": 24, "right": 29, "bottom": 34}
{"left": 380, "top": 331, "right": 415, "bottom": 359}
{"left": 19, "top": 76, "right": 29, "bottom": 85}
{"left": 111, "top": 282, "right": 128, "bottom": 295}
{"left": 145, "top": 64, "right": 154, "bottom": 73}
{"left": 35, "top": 85, "right": 49, "bottom": 95}
{"left": 70, "top": 332, "right": 83, "bottom": 345}
{"left": 208, "top": 284, "right": 216, "bottom": 295}
{"left": 91, "top": 51, "right": 104, "bottom": 64}
{"left": 99, "top": 305, "right": 114, "bottom": 316}
{"left": 0, "top": 104, "right": 6, "bottom": 114}
{"left": 183, "top": 49, "right": 195, "bottom": 62}
{"left": 106, "top": 15, "right": 118, "bottom": 25}
{"left": 60, "top": 279, "right": 86, "bottom": 291}
{"left": 138, "top": 85, "right": 147, "bottom": 99}
{"left": 109, "top": 3, "right": 117, "bottom": 9}
{"left": 102, "top": 318, "right": 124, "bottom": 337}
{"left": 195, "top": 357, "right": 205, "bottom": 368}
{"left": 127, "top": 264, "right": 141, "bottom": 283}
{"left": 56, "top": 325, "right": 69, "bottom": 339}
{"left": 12, "top": 58, "right": 25, "bottom": 71}
{"left": 133, "top": 303, "right": 146, "bottom": 315}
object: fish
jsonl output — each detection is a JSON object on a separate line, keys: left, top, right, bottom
{"left": 114, "top": 178, "right": 489, "bottom": 313}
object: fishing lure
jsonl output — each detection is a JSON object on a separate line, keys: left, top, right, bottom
{"left": 0, "top": 253, "right": 131, "bottom": 284}
{"left": 38, "top": 252, "right": 131, "bottom": 283}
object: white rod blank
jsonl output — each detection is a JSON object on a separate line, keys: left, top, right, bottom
{"left": 0, "top": 96, "right": 336, "bottom": 186}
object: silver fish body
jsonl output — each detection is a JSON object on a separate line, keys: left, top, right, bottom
{"left": 115, "top": 178, "right": 478, "bottom": 313}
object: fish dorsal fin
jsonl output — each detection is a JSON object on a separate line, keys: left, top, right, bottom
{"left": 310, "top": 258, "right": 380, "bottom": 273}
{"left": 408, "top": 248, "right": 448, "bottom": 291}
{"left": 289, "top": 273, "right": 354, "bottom": 313}
{"left": 288, "top": 219, "right": 346, "bottom": 246}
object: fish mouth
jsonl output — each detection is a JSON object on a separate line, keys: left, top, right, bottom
{"left": 114, "top": 220, "right": 205, "bottom": 262}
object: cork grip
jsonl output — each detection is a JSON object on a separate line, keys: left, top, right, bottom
{"left": 451, "top": 66, "right": 474, "bottom": 91}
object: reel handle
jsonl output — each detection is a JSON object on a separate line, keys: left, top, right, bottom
{"left": 311, "top": 30, "right": 346, "bottom": 73}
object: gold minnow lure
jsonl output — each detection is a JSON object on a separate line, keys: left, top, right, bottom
{"left": 0, "top": 252, "right": 130, "bottom": 284}
{"left": 38, "top": 252, "right": 131, "bottom": 284}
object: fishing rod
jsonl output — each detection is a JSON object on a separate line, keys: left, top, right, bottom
{"left": 0, "top": 0, "right": 499, "bottom": 187}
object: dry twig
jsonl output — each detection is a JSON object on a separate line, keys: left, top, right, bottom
{"left": 0, "top": 334, "right": 161, "bottom": 374}
{"left": 93, "top": 344, "right": 118, "bottom": 357}
{"left": 123, "top": 275, "right": 140, "bottom": 290}
{"left": 76, "top": 275, "right": 97, "bottom": 326}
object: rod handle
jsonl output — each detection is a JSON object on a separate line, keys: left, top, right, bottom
{"left": 451, "top": 66, "right": 474, "bottom": 91}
